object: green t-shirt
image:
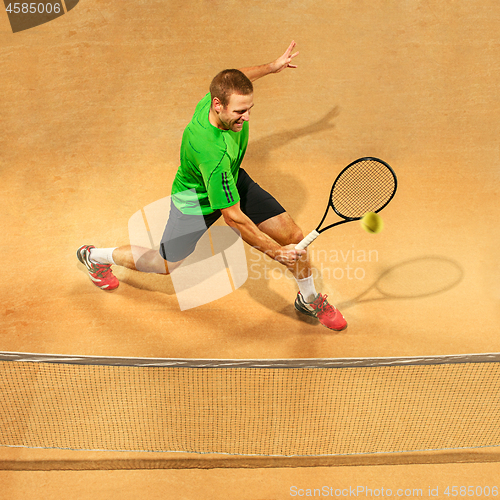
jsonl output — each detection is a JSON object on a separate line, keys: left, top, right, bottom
{"left": 171, "top": 93, "right": 249, "bottom": 215}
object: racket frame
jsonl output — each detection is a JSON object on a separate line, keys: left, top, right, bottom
{"left": 295, "top": 157, "right": 397, "bottom": 250}
{"left": 318, "top": 156, "right": 397, "bottom": 233}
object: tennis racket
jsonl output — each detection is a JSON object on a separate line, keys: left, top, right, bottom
{"left": 296, "top": 157, "right": 397, "bottom": 250}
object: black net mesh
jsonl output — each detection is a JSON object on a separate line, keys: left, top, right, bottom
{"left": 1, "top": 357, "right": 500, "bottom": 456}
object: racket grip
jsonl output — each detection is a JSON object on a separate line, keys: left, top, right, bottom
{"left": 295, "top": 230, "right": 320, "bottom": 250}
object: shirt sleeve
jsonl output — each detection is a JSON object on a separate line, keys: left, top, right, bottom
{"left": 201, "top": 156, "right": 240, "bottom": 210}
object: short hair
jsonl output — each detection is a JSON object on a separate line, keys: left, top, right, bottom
{"left": 209, "top": 69, "right": 253, "bottom": 107}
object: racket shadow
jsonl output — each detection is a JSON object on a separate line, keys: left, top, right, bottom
{"left": 337, "top": 255, "right": 465, "bottom": 309}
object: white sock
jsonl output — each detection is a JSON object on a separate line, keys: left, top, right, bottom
{"left": 295, "top": 275, "right": 317, "bottom": 303}
{"left": 89, "top": 247, "right": 117, "bottom": 265}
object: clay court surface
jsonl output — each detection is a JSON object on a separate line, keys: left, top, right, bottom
{"left": 1, "top": 0, "right": 500, "bottom": 498}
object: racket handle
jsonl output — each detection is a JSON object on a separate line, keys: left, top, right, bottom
{"left": 295, "top": 230, "right": 320, "bottom": 250}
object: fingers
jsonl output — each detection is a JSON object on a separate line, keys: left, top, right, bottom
{"left": 288, "top": 250, "right": 305, "bottom": 265}
{"left": 286, "top": 40, "right": 297, "bottom": 55}
{"left": 275, "top": 246, "right": 306, "bottom": 266}
{"left": 288, "top": 49, "right": 299, "bottom": 60}
{"left": 283, "top": 40, "right": 299, "bottom": 69}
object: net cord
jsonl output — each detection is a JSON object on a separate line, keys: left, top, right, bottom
{"left": 1, "top": 351, "right": 500, "bottom": 368}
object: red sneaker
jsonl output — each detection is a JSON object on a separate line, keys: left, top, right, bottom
{"left": 77, "top": 245, "right": 119, "bottom": 291}
{"left": 294, "top": 292, "right": 347, "bottom": 331}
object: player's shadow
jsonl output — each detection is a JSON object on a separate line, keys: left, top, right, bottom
{"left": 244, "top": 105, "right": 340, "bottom": 214}
{"left": 336, "top": 255, "right": 465, "bottom": 310}
{"left": 249, "top": 105, "right": 340, "bottom": 157}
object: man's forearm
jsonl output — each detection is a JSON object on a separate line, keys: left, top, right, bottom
{"left": 223, "top": 208, "right": 281, "bottom": 258}
{"left": 239, "top": 63, "right": 274, "bottom": 82}
{"left": 239, "top": 41, "right": 298, "bottom": 82}
{"left": 232, "top": 218, "right": 281, "bottom": 259}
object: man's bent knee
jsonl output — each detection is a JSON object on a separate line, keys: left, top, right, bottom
{"left": 286, "top": 227, "right": 304, "bottom": 246}
{"left": 134, "top": 249, "right": 172, "bottom": 274}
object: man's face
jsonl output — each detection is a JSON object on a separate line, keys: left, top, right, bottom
{"left": 217, "top": 93, "right": 254, "bottom": 132}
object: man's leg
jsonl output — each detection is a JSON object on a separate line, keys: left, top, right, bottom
{"left": 258, "top": 212, "right": 347, "bottom": 331}
{"left": 112, "top": 245, "right": 182, "bottom": 275}
{"left": 77, "top": 243, "right": 182, "bottom": 291}
{"left": 78, "top": 202, "right": 218, "bottom": 291}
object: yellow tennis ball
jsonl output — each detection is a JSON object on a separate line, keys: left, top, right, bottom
{"left": 361, "top": 212, "right": 384, "bottom": 234}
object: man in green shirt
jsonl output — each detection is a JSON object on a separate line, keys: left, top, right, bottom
{"left": 77, "top": 41, "right": 347, "bottom": 331}
{"left": 170, "top": 90, "right": 248, "bottom": 216}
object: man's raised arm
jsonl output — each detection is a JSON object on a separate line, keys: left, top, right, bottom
{"left": 239, "top": 40, "right": 299, "bottom": 82}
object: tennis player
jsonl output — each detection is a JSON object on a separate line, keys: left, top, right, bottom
{"left": 77, "top": 41, "right": 347, "bottom": 331}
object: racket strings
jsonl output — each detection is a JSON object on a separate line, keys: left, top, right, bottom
{"left": 332, "top": 160, "right": 396, "bottom": 219}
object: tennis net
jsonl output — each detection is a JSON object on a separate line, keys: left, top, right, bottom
{"left": 1, "top": 351, "right": 500, "bottom": 456}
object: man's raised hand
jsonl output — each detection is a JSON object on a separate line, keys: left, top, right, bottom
{"left": 270, "top": 40, "right": 299, "bottom": 74}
